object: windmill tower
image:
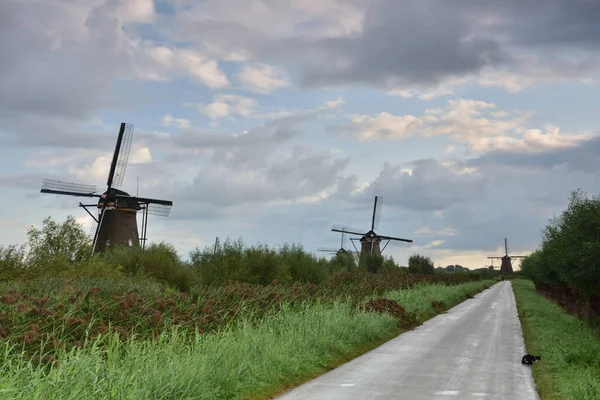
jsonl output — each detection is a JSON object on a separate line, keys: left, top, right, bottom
{"left": 487, "top": 238, "right": 525, "bottom": 275}
{"left": 39, "top": 122, "right": 173, "bottom": 253}
{"left": 331, "top": 196, "right": 412, "bottom": 258}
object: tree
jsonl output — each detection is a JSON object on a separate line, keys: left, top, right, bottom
{"left": 26, "top": 215, "right": 92, "bottom": 270}
{"left": 408, "top": 254, "right": 435, "bottom": 274}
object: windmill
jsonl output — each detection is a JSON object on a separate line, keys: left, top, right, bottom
{"left": 317, "top": 227, "right": 359, "bottom": 258}
{"left": 487, "top": 238, "right": 525, "bottom": 275}
{"left": 331, "top": 196, "right": 412, "bottom": 257}
{"left": 39, "top": 122, "right": 173, "bottom": 253}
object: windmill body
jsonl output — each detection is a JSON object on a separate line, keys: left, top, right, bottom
{"left": 39, "top": 123, "right": 173, "bottom": 253}
{"left": 331, "top": 196, "right": 412, "bottom": 258}
{"left": 487, "top": 238, "right": 525, "bottom": 275}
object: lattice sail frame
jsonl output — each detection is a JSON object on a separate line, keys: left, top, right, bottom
{"left": 111, "top": 123, "right": 134, "bottom": 189}
{"left": 41, "top": 179, "right": 98, "bottom": 196}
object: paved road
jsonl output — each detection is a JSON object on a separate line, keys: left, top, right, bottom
{"left": 276, "top": 281, "right": 539, "bottom": 400}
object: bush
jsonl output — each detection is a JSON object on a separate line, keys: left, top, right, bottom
{"left": 358, "top": 251, "right": 384, "bottom": 274}
{"left": 101, "top": 242, "right": 198, "bottom": 292}
{"left": 408, "top": 254, "right": 435, "bottom": 275}
{"left": 189, "top": 238, "right": 329, "bottom": 285}
{"left": 328, "top": 252, "right": 358, "bottom": 274}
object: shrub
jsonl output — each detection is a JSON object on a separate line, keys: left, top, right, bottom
{"left": 408, "top": 254, "right": 435, "bottom": 275}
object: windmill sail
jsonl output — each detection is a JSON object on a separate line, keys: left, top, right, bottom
{"left": 40, "top": 121, "right": 173, "bottom": 254}
{"left": 41, "top": 179, "right": 99, "bottom": 197}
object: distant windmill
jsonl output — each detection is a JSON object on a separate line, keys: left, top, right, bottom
{"left": 487, "top": 238, "right": 525, "bottom": 274}
{"left": 317, "top": 227, "right": 359, "bottom": 258}
{"left": 39, "top": 122, "right": 173, "bottom": 253}
{"left": 331, "top": 196, "right": 412, "bottom": 257}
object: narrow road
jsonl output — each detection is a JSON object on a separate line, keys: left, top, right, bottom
{"left": 276, "top": 281, "right": 539, "bottom": 400}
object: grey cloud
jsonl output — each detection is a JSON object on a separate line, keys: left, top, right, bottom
{"left": 360, "top": 159, "right": 485, "bottom": 211}
{"left": 487, "top": 0, "right": 600, "bottom": 50}
{"left": 468, "top": 135, "right": 600, "bottom": 174}
{"left": 182, "top": 145, "right": 349, "bottom": 206}
{"left": 281, "top": 0, "right": 508, "bottom": 89}
{"left": 0, "top": 1, "right": 129, "bottom": 120}
{"left": 243, "top": 0, "right": 600, "bottom": 90}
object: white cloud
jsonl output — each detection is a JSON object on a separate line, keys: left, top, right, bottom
{"left": 161, "top": 113, "right": 190, "bottom": 129}
{"left": 340, "top": 99, "right": 596, "bottom": 153}
{"left": 140, "top": 46, "right": 230, "bottom": 88}
{"left": 235, "top": 63, "right": 291, "bottom": 94}
{"left": 196, "top": 94, "right": 260, "bottom": 120}
{"left": 129, "top": 145, "right": 152, "bottom": 164}
{"left": 323, "top": 96, "right": 346, "bottom": 110}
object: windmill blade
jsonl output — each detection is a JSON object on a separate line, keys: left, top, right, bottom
{"left": 332, "top": 224, "right": 365, "bottom": 233}
{"left": 332, "top": 227, "right": 365, "bottom": 236}
{"left": 378, "top": 234, "right": 413, "bottom": 243}
{"left": 331, "top": 224, "right": 366, "bottom": 236}
{"left": 91, "top": 207, "right": 107, "bottom": 253}
{"left": 41, "top": 179, "right": 99, "bottom": 197}
{"left": 373, "top": 196, "right": 383, "bottom": 231}
{"left": 88, "top": 214, "right": 99, "bottom": 241}
{"left": 106, "top": 122, "right": 134, "bottom": 189}
{"left": 146, "top": 202, "right": 173, "bottom": 217}
{"left": 317, "top": 248, "right": 339, "bottom": 252}
{"left": 116, "top": 195, "right": 173, "bottom": 217}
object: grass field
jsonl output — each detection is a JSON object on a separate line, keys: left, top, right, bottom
{"left": 512, "top": 279, "right": 600, "bottom": 400}
{"left": 0, "top": 279, "right": 494, "bottom": 399}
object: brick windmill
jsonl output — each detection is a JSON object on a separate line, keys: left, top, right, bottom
{"left": 331, "top": 196, "right": 412, "bottom": 257}
{"left": 487, "top": 238, "right": 525, "bottom": 275}
{"left": 39, "top": 122, "right": 173, "bottom": 253}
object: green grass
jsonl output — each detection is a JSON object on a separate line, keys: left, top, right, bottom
{"left": 512, "top": 279, "right": 600, "bottom": 400}
{"left": 0, "top": 280, "right": 494, "bottom": 400}
{"left": 380, "top": 280, "right": 494, "bottom": 322}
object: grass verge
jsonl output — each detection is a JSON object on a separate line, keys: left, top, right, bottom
{"left": 0, "top": 280, "right": 494, "bottom": 400}
{"left": 512, "top": 279, "right": 600, "bottom": 400}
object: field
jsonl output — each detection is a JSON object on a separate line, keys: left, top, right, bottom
{"left": 0, "top": 215, "right": 501, "bottom": 398}
{"left": 513, "top": 279, "right": 600, "bottom": 400}
{"left": 0, "top": 272, "right": 495, "bottom": 398}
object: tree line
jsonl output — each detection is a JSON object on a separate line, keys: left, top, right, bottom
{"left": 521, "top": 189, "right": 600, "bottom": 298}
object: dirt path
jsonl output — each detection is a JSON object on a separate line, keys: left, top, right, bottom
{"left": 276, "top": 281, "right": 539, "bottom": 400}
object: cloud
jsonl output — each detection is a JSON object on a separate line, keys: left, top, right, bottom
{"left": 0, "top": 1, "right": 226, "bottom": 118}
{"left": 195, "top": 94, "right": 260, "bottom": 120}
{"left": 235, "top": 63, "right": 291, "bottom": 94}
{"left": 165, "top": 0, "right": 598, "bottom": 93}
{"left": 161, "top": 114, "right": 190, "bottom": 129}
{"left": 354, "top": 160, "right": 485, "bottom": 212}
{"left": 335, "top": 98, "right": 596, "bottom": 153}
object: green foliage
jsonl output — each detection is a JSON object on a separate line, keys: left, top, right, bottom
{"left": 328, "top": 251, "right": 358, "bottom": 274}
{"left": 521, "top": 189, "right": 600, "bottom": 296}
{"left": 408, "top": 254, "right": 435, "bottom": 274}
{"left": 358, "top": 251, "right": 384, "bottom": 274}
{"left": 101, "top": 242, "right": 198, "bottom": 292}
{"left": 0, "top": 245, "right": 26, "bottom": 280}
{"left": 26, "top": 215, "right": 92, "bottom": 272}
{"left": 513, "top": 279, "right": 600, "bottom": 400}
{"left": 190, "top": 238, "right": 329, "bottom": 285}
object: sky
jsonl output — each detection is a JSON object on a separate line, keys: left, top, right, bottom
{"left": 1, "top": 0, "right": 600, "bottom": 270}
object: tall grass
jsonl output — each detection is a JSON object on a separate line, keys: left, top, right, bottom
{"left": 512, "top": 279, "right": 600, "bottom": 400}
{"left": 0, "top": 281, "right": 494, "bottom": 400}
{"left": 380, "top": 280, "right": 494, "bottom": 322}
